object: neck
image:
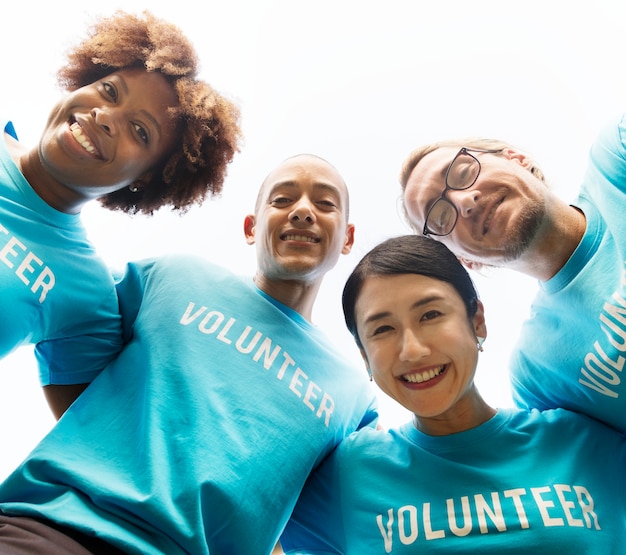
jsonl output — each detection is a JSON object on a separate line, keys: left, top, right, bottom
{"left": 511, "top": 203, "right": 586, "bottom": 281}
{"left": 253, "top": 273, "right": 322, "bottom": 322}
{"left": 413, "top": 387, "right": 496, "bottom": 436}
{"left": 17, "top": 147, "right": 86, "bottom": 214}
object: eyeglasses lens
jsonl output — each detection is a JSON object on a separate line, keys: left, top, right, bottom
{"left": 426, "top": 199, "right": 455, "bottom": 235}
{"left": 447, "top": 152, "right": 480, "bottom": 190}
{"left": 425, "top": 152, "right": 481, "bottom": 236}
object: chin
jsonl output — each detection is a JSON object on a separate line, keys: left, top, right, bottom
{"left": 277, "top": 258, "right": 318, "bottom": 274}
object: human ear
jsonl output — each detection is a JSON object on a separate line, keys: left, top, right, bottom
{"left": 243, "top": 215, "right": 256, "bottom": 245}
{"left": 472, "top": 300, "right": 487, "bottom": 341}
{"left": 502, "top": 148, "right": 532, "bottom": 169}
{"left": 341, "top": 223, "right": 355, "bottom": 255}
{"left": 129, "top": 172, "right": 152, "bottom": 192}
{"left": 359, "top": 348, "right": 372, "bottom": 381}
{"left": 458, "top": 256, "right": 484, "bottom": 272}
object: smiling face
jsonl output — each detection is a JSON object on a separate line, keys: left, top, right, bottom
{"left": 403, "top": 147, "right": 547, "bottom": 267}
{"left": 31, "top": 68, "right": 179, "bottom": 211}
{"left": 244, "top": 155, "right": 354, "bottom": 283}
{"left": 355, "top": 273, "right": 486, "bottom": 431}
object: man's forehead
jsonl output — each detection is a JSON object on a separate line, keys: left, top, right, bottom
{"left": 266, "top": 155, "right": 343, "bottom": 184}
{"left": 404, "top": 147, "right": 457, "bottom": 224}
{"left": 410, "top": 147, "right": 459, "bottom": 182}
{"left": 260, "top": 155, "right": 348, "bottom": 200}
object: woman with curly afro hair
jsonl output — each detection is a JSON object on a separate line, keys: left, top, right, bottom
{"left": 53, "top": 9, "right": 242, "bottom": 214}
{"left": 0, "top": 10, "right": 241, "bottom": 419}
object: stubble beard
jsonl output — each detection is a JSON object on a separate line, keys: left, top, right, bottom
{"left": 500, "top": 201, "right": 545, "bottom": 264}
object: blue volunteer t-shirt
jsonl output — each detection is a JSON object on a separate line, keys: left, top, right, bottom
{"left": 510, "top": 113, "right": 626, "bottom": 432}
{"left": 281, "top": 408, "right": 626, "bottom": 553}
{"left": 0, "top": 118, "right": 122, "bottom": 383}
{"left": 0, "top": 254, "right": 378, "bottom": 555}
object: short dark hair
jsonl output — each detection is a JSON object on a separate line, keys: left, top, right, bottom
{"left": 342, "top": 235, "right": 479, "bottom": 348}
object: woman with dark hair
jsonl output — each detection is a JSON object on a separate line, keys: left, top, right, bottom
{"left": 281, "top": 235, "right": 626, "bottom": 553}
{"left": 1, "top": 10, "right": 241, "bottom": 417}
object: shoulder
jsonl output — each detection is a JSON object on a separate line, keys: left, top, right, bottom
{"left": 124, "top": 254, "right": 235, "bottom": 280}
{"left": 588, "top": 113, "right": 626, "bottom": 174}
{"left": 335, "top": 424, "right": 410, "bottom": 463}
{"left": 114, "top": 254, "right": 248, "bottom": 301}
{"left": 506, "top": 407, "right": 625, "bottom": 445}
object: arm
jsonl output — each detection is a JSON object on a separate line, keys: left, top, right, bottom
{"left": 35, "top": 284, "right": 123, "bottom": 416}
{"left": 43, "top": 383, "right": 90, "bottom": 419}
{"left": 37, "top": 261, "right": 145, "bottom": 420}
{"left": 280, "top": 448, "right": 346, "bottom": 554}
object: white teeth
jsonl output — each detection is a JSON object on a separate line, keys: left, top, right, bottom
{"left": 70, "top": 122, "right": 96, "bottom": 154}
{"left": 402, "top": 365, "right": 444, "bottom": 384}
{"left": 284, "top": 234, "right": 317, "bottom": 243}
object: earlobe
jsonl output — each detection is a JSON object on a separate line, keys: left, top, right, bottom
{"left": 130, "top": 172, "right": 152, "bottom": 192}
{"left": 243, "top": 215, "right": 256, "bottom": 245}
{"left": 458, "top": 256, "right": 483, "bottom": 272}
{"left": 341, "top": 223, "right": 356, "bottom": 255}
{"left": 473, "top": 300, "right": 487, "bottom": 341}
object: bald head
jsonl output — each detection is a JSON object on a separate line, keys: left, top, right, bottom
{"left": 255, "top": 154, "right": 350, "bottom": 220}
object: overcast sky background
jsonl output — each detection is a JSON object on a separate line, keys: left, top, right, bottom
{"left": 1, "top": 0, "right": 624, "bottom": 479}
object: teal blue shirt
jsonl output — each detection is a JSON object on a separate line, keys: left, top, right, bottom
{"left": 0, "top": 255, "right": 378, "bottom": 554}
{"left": 282, "top": 408, "right": 626, "bottom": 553}
{"left": 511, "top": 113, "right": 626, "bottom": 432}
{"left": 0, "top": 119, "right": 121, "bottom": 383}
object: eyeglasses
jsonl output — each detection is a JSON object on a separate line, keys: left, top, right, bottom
{"left": 423, "top": 147, "right": 501, "bottom": 237}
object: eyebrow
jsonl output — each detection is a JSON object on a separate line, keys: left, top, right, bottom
{"left": 115, "top": 74, "right": 163, "bottom": 140}
{"left": 361, "top": 294, "right": 444, "bottom": 325}
{"left": 429, "top": 162, "right": 450, "bottom": 196}
{"left": 438, "top": 157, "right": 450, "bottom": 180}
{"left": 411, "top": 159, "right": 449, "bottom": 222}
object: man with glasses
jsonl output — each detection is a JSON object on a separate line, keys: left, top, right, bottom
{"left": 398, "top": 117, "right": 626, "bottom": 435}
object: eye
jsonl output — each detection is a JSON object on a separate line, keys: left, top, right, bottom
{"left": 371, "top": 324, "right": 394, "bottom": 337}
{"left": 102, "top": 81, "right": 118, "bottom": 102}
{"left": 133, "top": 123, "right": 149, "bottom": 145}
{"left": 436, "top": 204, "right": 453, "bottom": 227}
{"left": 270, "top": 196, "right": 292, "bottom": 206}
{"left": 317, "top": 198, "right": 338, "bottom": 210}
{"left": 448, "top": 156, "right": 479, "bottom": 189}
{"left": 421, "top": 310, "right": 442, "bottom": 322}
{"left": 427, "top": 200, "right": 455, "bottom": 234}
{"left": 453, "top": 161, "right": 473, "bottom": 181}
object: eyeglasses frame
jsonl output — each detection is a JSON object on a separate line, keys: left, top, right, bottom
{"left": 422, "top": 146, "right": 502, "bottom": 237}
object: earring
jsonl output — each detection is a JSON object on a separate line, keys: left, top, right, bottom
{"left": 366, "top": 368, "right": 372, "bottom": 382}
{"left": 476, "top": 336, "right": 486, "bottom": 352}
{"left": 129, "top": 184, "right": 140, "bottom": 193}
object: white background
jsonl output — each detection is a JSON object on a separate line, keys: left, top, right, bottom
{"left": 1, "top": 0, "right": 624, "bottom": 479}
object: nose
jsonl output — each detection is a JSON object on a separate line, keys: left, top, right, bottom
{"left": 91, "top": 107, "right": 117, "bottom": 135}
{"left": 448, "top": 187, "right": 481, "bottom": 218}
{"left": 289, "top": 198, "right": 315, "bottom": 224}
{"left": 398, "top": 328, "right": 430, "bottom": 362}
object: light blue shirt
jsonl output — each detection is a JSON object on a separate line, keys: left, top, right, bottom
{"left": 510, "top": 113, "right": 626, "bottom": 432}
{"left": 0, "top": 118, "right": 121, "bottom": 384}
{"left": 0, "top": 255, "right": 378, "bottom": 554}
{"left": 282, "top": 408, "right": 626, "bottom": 553}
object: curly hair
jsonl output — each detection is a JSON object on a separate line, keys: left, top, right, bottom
{"left": 57, "top": 10, "right": 242, "bottom": 214}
